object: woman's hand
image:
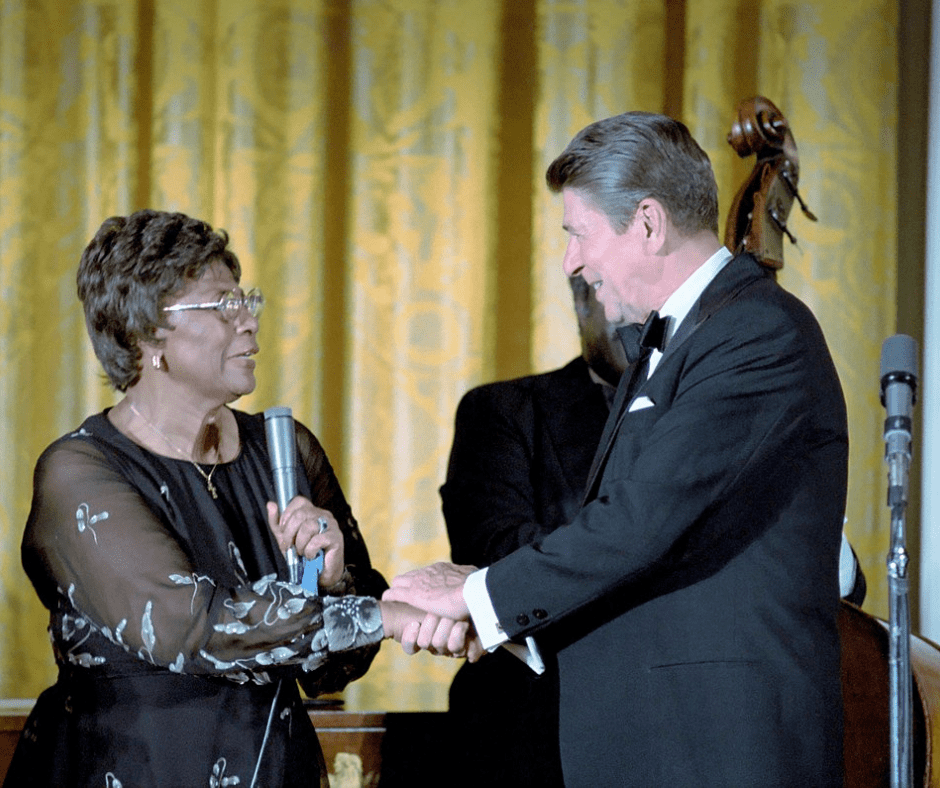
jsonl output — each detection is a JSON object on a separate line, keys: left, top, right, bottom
{"left": 379, "top": 600, "right": 484, "bottom": 662}
{"left": 266, "top": 498, "right": 345, "bottom": 588}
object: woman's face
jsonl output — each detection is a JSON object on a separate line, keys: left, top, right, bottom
{"left": 157, "top": 260, "right": 260, "bottom": 406}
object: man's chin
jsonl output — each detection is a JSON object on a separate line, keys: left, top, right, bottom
{"left": 605, "top": 300, "right": 648, "bottom": 325}
{"left": 602, "top": 302, "right": 626, "bottom": 324}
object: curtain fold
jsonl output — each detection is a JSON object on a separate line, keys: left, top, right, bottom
{"left": 341, "top": 0, "right": 503, "bottom": 708}
{"left": 531, "top": 0, "right": 669, "bottom": 374}
{"left": 0, "top": 0, "right": 900, "bottom": 711}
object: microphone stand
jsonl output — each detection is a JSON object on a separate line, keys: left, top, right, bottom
{"left": 881, "top": 335, "right": 918, "bottom": 788}
{"left": 887, "top": 481, "right": 913, "bottom": 788}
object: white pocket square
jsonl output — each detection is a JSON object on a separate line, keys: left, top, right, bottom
{"left": 628, "top": 395, "right": 655, "bottom": 412}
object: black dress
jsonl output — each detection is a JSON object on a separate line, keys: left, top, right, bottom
{"left": 4, "top": 409, "right": 387, "bottom": 788}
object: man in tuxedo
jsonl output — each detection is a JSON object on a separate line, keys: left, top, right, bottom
{"left": 442, "top": 275, "right": 625, "bottom": 787}
{"left": 388, "top": 112, "right": 848, "bottom": 786}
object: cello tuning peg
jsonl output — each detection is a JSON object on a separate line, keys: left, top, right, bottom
{"left": 797, "top": 196, "right": 817, "bottom": 222}
{"left": 779, "top": 169, "right": 818, "bottom": 222}
{"left": 769, "top": 207, "right": 798, "bottom": 245}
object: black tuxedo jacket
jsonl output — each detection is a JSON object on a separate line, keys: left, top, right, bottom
{"left": 441, "top": 356, "right": 611, "bottom": 787}
{"left": 485, "top": 255, "right": 848, "bottom": 787}
{"left": 443, "top": 356, "right": 611, "bottom": 566}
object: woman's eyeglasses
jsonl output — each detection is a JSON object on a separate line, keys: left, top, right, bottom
{"left": 163, "top": 288, "right": 265, "bottom": 322}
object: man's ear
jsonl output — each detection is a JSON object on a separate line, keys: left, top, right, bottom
{"left": 638, "top": 199, "right": 668, "bottom": 253}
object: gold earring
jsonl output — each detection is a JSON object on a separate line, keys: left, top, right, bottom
{"left": 152, "top": 355, "right": 162, "bottom": 369}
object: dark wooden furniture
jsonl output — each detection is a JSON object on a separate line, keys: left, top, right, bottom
{"left": 0, "top": 702, "right": 391, "bottom": 787}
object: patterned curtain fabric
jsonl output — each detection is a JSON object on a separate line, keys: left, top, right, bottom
{"left": 0, "top": 0, "right": 899, "bottom": 711}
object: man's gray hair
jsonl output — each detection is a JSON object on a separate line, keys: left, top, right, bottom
{"left": 546, "top": 112, "right": 719, "bottom": 236}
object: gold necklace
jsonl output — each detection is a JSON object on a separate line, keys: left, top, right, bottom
{"left": 128, "top": 402, "right": 221, "bottom": 499}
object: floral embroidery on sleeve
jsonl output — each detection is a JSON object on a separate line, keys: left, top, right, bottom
{"left": 75, "top": 503, "right": 108, "bottom": 544}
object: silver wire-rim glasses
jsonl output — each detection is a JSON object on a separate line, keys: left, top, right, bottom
{"left": 163, "top": 288, "right": 264, "bottom": 322}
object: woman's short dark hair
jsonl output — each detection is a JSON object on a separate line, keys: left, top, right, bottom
{"left": 546, "top": 111, "right": 719, "bottom": 236}
{"left": 76, "top": 209, "right": 241, "bottom": 391}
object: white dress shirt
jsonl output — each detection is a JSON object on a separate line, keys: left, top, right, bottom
{"left": 647, "top": 246, "right": 733, "bottom": 377}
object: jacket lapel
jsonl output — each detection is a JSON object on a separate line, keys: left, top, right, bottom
{"left": 580, "top": 254, "right": 769, "bottom": 505}
{"left": 581, "top": 348, "right": 643, "bottom": 502}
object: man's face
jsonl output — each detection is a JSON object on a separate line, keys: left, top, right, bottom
{"left": 561, "top": 188, "right": 657, "bottom": 324}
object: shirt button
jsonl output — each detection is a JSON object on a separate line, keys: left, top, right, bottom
{"left": 533, "top": 608, "right": 548, "bottom": 619}
{"left": 516, "top": 613, "right": 530, "bottom": 626}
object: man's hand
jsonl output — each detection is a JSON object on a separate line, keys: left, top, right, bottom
{"left": 382, "top": 562, "right": 476, "bottom": 621}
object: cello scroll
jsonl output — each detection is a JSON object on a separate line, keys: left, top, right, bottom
{"left": 724, "top": 96, "right": 817, "bottom": 271}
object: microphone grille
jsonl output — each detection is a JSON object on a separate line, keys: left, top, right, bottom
{"left": 880, "top": 334, "right": 918, "bottom": 380}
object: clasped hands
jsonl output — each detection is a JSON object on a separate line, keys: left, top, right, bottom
{"left": 382, "top": 562, "right": 484, "bottom": 662}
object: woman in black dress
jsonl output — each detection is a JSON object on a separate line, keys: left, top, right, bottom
{"left": 3, "top": 210, "right": 465, "bottom": 787}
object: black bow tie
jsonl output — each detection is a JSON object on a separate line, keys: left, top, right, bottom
{"left": 618, "top": 311, "right": 669, "bottom": 365}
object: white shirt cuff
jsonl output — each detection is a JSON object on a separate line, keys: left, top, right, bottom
{"left": 839, "top": 531, "right": 857, "bottom": 598}
{"left": 464, "top": 567, "right": 545, "bottom": 674}
{"left": 464, "top": 567, "right": 506, "bottom": 650}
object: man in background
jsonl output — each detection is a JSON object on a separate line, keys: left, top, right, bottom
{"left": 441, "top": 275, "right": 625, "bottom": 787}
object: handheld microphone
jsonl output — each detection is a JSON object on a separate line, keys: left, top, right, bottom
{"left": 264, "top": 407, "right": 302, "bottom": 585}
{"left": 880, "top": 334, "right": 918, "bottom": 509}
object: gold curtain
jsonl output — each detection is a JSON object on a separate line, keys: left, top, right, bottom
{"left": 0, "top": 0, "right": 899, "bottom": 711}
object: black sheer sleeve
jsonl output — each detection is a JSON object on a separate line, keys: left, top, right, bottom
{"left": 22, "top": 432, "right": 384, "bottom": 687}
{"left": 292, "top": 420, "right": 389, "bottom": 695}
